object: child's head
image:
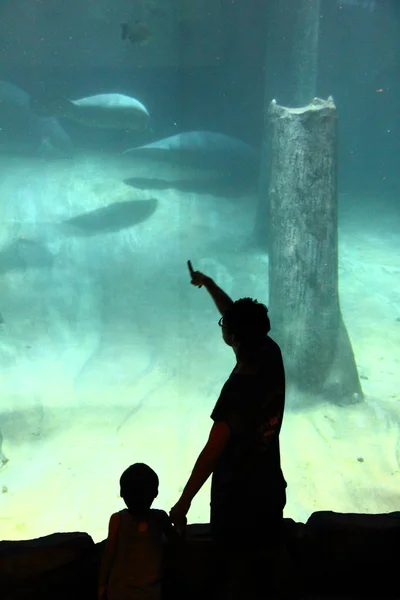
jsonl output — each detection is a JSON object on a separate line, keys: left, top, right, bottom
{"left": 120, "top": 463, "right": 159, "bottom": 514}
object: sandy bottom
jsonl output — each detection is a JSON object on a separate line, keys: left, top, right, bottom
{"left": 0, "top": 154, "right": 399, "bottom": 543}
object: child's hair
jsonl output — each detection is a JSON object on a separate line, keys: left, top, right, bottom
{"left": 120, "top": 463, "right": 159, "bottom": 514}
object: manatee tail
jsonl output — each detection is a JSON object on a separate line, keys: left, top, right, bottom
{"left": 30, "top": 94, "right": 75, "bottom": 120}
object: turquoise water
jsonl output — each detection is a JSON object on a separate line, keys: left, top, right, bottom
{"left": 0, "top": 0, "right": 399, "bottom": 542}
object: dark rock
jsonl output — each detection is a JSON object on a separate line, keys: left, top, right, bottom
{"left": 300, "top": 511, "right": 400, "bottom": 596}
{"left": 0, "top": 531, "right": 95, "bottom": 600}
{"left": 1, "top": 514, "right": 400, "bottom": 599}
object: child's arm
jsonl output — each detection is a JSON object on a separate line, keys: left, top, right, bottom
{"left": 98, "top": 512, "right": 120, "bottom": 600}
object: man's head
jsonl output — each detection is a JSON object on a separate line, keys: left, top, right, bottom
{"left": 120, "top": 463, "right": 159, "bottom": 513}
{"left": 219, "top": 298, "right": 270, "bottom": 349}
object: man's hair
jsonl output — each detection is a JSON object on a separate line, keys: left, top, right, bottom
{"left": 120, "top": 463, "right": 159, "bottom": 513}
{"left": 222, "top": 297, "right": 270, "bottom": 344}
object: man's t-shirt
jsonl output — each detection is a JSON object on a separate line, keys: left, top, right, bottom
{"left": 210, "top": 336, "right": 287, "bottom": 532}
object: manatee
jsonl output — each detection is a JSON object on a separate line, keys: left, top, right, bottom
{"left": 124, "top": 175, "right": 255, "bottom": 197}
{"left": 123, "top": 130, "right": 258, "bottom": 173}
{"left": 34, "top": 93, "right": 150, "bottom": 131}
{"left": 0, "top": 80, "right": 73, "bottom": 157}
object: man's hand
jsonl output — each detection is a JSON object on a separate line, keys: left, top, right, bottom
{"left": 169, "top": 498, "right": 191, "bottom": 534}
{"left": 187, "top": 259, "right": 210, "bottom": 288}
{"left": 190, "top": 270, "right": 210, "bottom": 289}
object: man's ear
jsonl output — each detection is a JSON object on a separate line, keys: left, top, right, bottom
{"left": 230, "top": 332, "right": 239, "bottom": 346}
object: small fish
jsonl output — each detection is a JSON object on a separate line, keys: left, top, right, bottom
{"left": 121, "top": 21, "right": 152, "bottom": 46}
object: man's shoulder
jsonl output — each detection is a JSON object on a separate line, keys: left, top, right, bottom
{"left": 262, "top": 337, "right": 284, "bottom": 370}
{"left": 263, "top": 335, "right": 282, "bottom": 356}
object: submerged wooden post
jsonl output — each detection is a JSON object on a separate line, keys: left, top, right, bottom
{"left": 291, "top": 0, "right": 321, "bottom": 106}
{"left": 254, "top": 0, "right": 321, "bottom": 246}
{"left": 267, "top": 97, "right": 363, "bottom": 406}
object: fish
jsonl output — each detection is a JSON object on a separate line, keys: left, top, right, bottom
{"left": 121, "top": 21, "right": 152, "bottom": 46}
{"left": 32, "top": 93, "right": 150, "bottom": 132}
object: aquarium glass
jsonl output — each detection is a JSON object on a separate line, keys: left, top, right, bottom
{"left": 0, "top": 0, "right": 399, "bottom": 542}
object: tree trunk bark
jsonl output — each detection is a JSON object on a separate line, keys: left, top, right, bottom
{"left": 291, "top": 0, "right": 321, "bottom": 107}
{"left": 254, "top": 0, "right": 321, "bottom": 247}
{"left": 267, "top": 97, "right": 363, "bottom": 406}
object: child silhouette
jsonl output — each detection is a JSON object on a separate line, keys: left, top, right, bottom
{"left": 98, "top": 463, "right": 178, "bottom": 600}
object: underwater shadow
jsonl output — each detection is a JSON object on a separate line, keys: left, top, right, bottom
{"left": 0, "top": 238, "right": 54, "bottom": 275}
{"left": 62, "top": 198, "right": 158, "bottom": 236}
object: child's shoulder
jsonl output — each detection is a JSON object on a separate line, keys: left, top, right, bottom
{"left": 149, "top": 509, "right": 174, "bottom": 529}
{"left": 111, "top": 509, "right": 128, "bottom": 519}
{"left": 149, "top": 508, "right": 170, "bottom": 522}
{"left": 109, "top": 509, "right": 130, "bottom": 525}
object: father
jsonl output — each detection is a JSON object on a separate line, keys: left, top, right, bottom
{"left": 170, "top": 266, "right": 288, "bottom": 598}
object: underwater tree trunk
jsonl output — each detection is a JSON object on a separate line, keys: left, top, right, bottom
{"left": 254, "top": 0, "right": 321, "bottom": 246}
{"left": 291, "top": 0, "right": 321, "bottom": 106}
{"left": 267, "top": 97, "right": 363, "bottom": 406}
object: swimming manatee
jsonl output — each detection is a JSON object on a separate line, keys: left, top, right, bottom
{"left": 123, "top": 131, "right": 259, "bottom": 194}
{"left": 123, "top": 130, "right": 258, "bottom": 173}
{"left": 34, "top": 93, "right": 150, "bottom": 131}
{"left": 123, "top": 175, "right": 255, "bottom": 197}
{"left": 0, "top": 80, "right": 73, "bottom": 157}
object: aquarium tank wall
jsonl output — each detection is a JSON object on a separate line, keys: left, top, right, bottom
{"left": 0, "top": 0, "right": 399, "bottom": 542}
